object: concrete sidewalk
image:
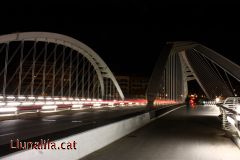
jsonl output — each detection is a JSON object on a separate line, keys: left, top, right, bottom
{"left": 81, "top": 105, "right": 240, "bottom": 160}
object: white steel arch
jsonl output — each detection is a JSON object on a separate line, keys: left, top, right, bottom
{"left": 147, "top": 41, "right": 239, "bottom": 105}
{"left": 0, "top": 32, "right": 124, "bottom": 100}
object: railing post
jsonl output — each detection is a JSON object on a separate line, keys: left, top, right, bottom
{"left": 222, "top": 110, "right": 229, "bottom": 130}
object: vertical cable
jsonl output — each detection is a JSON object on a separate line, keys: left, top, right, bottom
{"left": 18, "top": 41, "right": 24, "bottom": 96}
{"left": 61, "top": 47, "right": 66, "bottom": 97}
{"left": 31, "top": 41, "right": 37, "bottom": 96}
{"left": 52, "top": 44, "right": 57, "bottom": 97}
{"left": 82, "top": 57, "right": 85, "bottom": 98}
{"left": 69, "top": 49, "right": 73, "bottom": 97}
{"left": 75, "top": 53, "right": 79, "bottom": 97}
{"left": 87, "top": 62, "right": 90, "bottom": 98}
{"left": 42, "top": 43, "right": 47, "bottom": 96}
{"left": 3, "top": 42, "right": 9, "bottom": 97}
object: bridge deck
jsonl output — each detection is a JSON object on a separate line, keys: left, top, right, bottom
{"left": 82, "top": 105, "right": 240, "bottom": 160}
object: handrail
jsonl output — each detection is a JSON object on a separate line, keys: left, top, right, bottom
{"left": 216, "top": 103, "right": 239, "bottom": 115}
{"left": 216, "top": 103, "right": 240, "bottom": 137}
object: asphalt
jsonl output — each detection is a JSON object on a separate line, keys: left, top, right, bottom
{"left": 81, "top": 105, "right": 240, "bottom": 160}
{"left": 0, "top": 105, "right": 150, "bottom": 156}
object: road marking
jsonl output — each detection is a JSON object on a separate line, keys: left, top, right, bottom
{"left": 0, "top": 132, "right": 14, "bottom": 137}
{"left": 72, "top": 120, "right": 82, "bottom": 123}
{"left": 42, "top": 119, "right": 56, "bottom": 122}
{"left": 158, "top": 105, "right": 184, "bottom": 118}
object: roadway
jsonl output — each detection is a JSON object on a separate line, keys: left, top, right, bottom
{"left": 81, "top": 104, "right": 240, "bottom": 160}
{"left": 0, "top": 105, "right": 150, "bottom": 156}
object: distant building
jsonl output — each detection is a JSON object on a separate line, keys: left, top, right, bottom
{"left": 115, "top": 74, "right": 149, "bottom": 99}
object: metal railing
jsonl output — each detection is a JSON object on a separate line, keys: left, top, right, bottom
{"left": 217, "top": 103, "right": 240, "bottom": 137}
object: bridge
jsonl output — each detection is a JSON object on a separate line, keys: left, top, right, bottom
{"left": 0, "top": 32, "right": 240, "bottom": 159}
{"left": 0, "top": 32, "right": 129, "bottom": 114}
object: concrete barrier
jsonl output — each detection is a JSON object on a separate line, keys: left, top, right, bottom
{"left": 2, "top": 112, "right": 151, "bottom": 160}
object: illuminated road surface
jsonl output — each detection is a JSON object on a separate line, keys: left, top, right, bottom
{"left": 82, "top": 105, "right": 240, "bottom": 160}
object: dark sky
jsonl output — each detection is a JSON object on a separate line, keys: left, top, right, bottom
{"left": 1, "top": 1, "right": 240, "bottom": 76}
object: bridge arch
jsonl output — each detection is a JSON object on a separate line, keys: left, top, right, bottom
{"left": 0, "top": 32, "right": 124, "bottom": 100}
{"left": 147, "top": 41, "right": 240, "bottom": 105}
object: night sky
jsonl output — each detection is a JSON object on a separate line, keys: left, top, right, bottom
{"left": 1, "top": 2, "right": 240, "bottom": 76}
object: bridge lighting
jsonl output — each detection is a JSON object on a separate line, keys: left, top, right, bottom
{"left": 72, "top": 101, "right": 78, "bottom": 104}
{"left": 0, "top": 102, "right": 6, "bottom": 106}
{"left": 28, "top": 96, "right": 35, "bottom": 100}
{"left": 86, "top": 98, "right": 91, "bottom": 101}
{"left": 55, "top": 101, "right": 63, "bottom": 104}
{"left": 0, "top": 107, "right": 17, "bottom": 112}
{"left": 35, "top": 101, "right": 45, "bottom": 105}
{"left": 61, "top": 97, "right": 67, "bottom": 100}
{"left": 7, "top": 102, "right": 21, "bottom": 106}
{"left": 18, "top": 96, "right": 26, "bottom": 99}
{"left": 37, "top": 96, "right": 44, "bottom": 100}
{"left": 93, "top": 103, "right": 101, "bottom": 107}
{"left": 42, "top": 105, "right": 57, "bottom": 110}
{"left": 53, "top": 97, "right": 60, "bottom": 100}
{"left": 21, "top": 102, "right": 34, "bottom": 106}
{"left": 6, "top": 96, "right": 15, "bottom": 99}
{"left": 63, "top": 101, "right": 71, "bottom": 105}
{"left": 46, "top": 97, "right": 52, "bottom": 100}
{"left": 45, "top": 101, "right": 55, "bottom": 105}
{"left": 108, "top": 102, "right": 114, "bottom": 106}
{"left": 75, "top": 98, "right": 80, "bottom": 101}
{"left": 81, "top": 98, "right": 86, "bottom": 101}
{"left": 92, "top": 99, "right": 97, "bottom": 101}
{"left": 72, "top": 104, "right": 83, "bottom": 108}
{"left": 68, "top": 97, "right": 74, "bottom": 101}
